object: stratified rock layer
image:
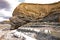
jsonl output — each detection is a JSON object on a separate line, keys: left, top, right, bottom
{"left": 0, "top": 26, "right": 60, "bottom": 40}
{"left": 10, "top": 2, "right": 60, "bottom": 29}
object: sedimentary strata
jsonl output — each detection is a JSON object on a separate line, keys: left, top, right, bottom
{"left": 10, "top": 2, "right": 60, "bottom": 29}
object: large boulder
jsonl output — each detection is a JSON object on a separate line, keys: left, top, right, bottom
{"left": 10, "top": 2, "right": 60, "bottom": 29}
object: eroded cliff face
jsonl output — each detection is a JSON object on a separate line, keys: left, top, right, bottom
{"left": 10, "top": 2, "right": 60, "bottom": 29}
{"left": 13, "top": 2, "right": 60, "bottom": 18}
{"left": 0, "top": 2, "right": 60, "bottom": 40}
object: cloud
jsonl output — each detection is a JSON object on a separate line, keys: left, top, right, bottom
{"left": 0, "top": 0, "right": 20, "bottom": 22}
{"left": 0, "top": 17, "right": 9, "bottom": 22}
{"left": 0, "top": 9, "right": 12, "bottom": 17}
{"left": 0, "top": 0, "right": 10, "bottom": 11}
{"left": 0, "top": 13, "right": 4, "bottom": 17}
{"left": 0, "top": 13, "right": 10, "bottom": 19}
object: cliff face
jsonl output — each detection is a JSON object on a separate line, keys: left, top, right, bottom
{"left": 10, "top": 2, "right": 60, "bottom": 29}
{"left": 13, "top": 2, "right": 60, "bottom": 18}
{"left": 0, "top": 2, "right": 60, "bottom": 40}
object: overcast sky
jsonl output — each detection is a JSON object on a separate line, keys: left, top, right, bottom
{"left": 0, "top": 0, "right": 60, "bottom": 22}
{"left": 0, "top": 0, "right": 21, "bottom": 22}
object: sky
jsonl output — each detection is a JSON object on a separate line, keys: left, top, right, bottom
{"left": 25, "top": 0, "right": 60, "bottom": 4}
{"left": 0, "top": 0, "right": 21, "bottom": 22}
{"left": 0, "top": 0, "right": 60, "bottom": 22}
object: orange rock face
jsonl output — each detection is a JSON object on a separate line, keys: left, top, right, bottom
{"left": 10, "top": 2, "right": 60, "bottom": 29}
{"left": 13, "top": 2, "right": 60, "bottom": 20}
